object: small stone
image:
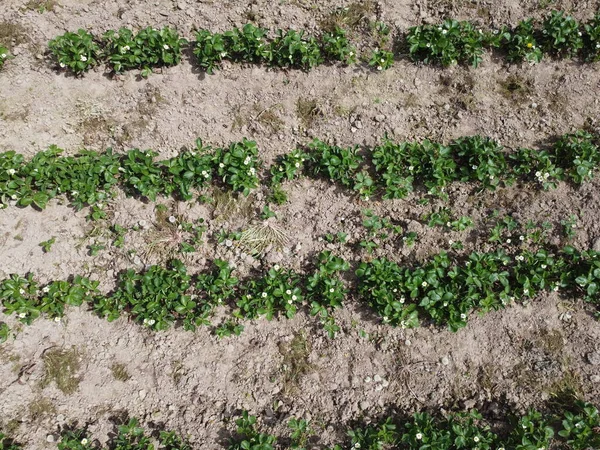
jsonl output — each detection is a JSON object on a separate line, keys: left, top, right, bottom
{"left": 46, "top": 435, "right": 55, "bottom": 443}
{"left": 354, "top": 120, "right": 362, "bottom": 129}
{"left": 364, "top": 376, "right": 372, "bottom": 383}
{"left": 405, "top": 339, "right": 411, "bottom": 346}
{"left": 443, "top": 104, "right": 450, "bottom": 111}
{"left": 373, "top": 374, "right": 382, "bottom": 383}
{"left": 375, "top": 114, "right": 386, "bottom": 122}
{"left": 531, "top": 102, "right": 538, "bottom": 108}
{"left": 375, "top": 384, "right": 383, "bottom": 391}
{"left": 587, "top": 352, "right": 600, "bottom": 365}
{"left": 590, "top": 374, "right": 600, "bottom": 383}
{"left": 351, "top": 126, "right": 357, "bottom": 133}
{"left": 138, "top": 389, "right": 147, "bottom": 400}
{"left": 441, "top": 356, "right": 450, "bottom": 366}
{"left": 56, "top": 414, "right": 65, "bottom": 422}
{"left": 593, "top": 238, "right": 600, "bottom": 252}
{"left": 381, "top": 379, "right": 389, "bottom": 387}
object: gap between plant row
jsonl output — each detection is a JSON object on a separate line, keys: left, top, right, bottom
{"left": 1, "top": 129, "right": 599, "bottom": 212}
{"left": 1, "top": 401, "right": 599, "bottom": 449}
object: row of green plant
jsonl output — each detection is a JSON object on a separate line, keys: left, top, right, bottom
{"left": 1, "top": 243, "right": 599, "bottom": 338}
{"left": 47, "top": 24, "right": 355, "bottom": 76}
{"left": 2, "top": 402, "right": 599, "bottom": 449}
{"left": 2, "top": 130, "right": 599, "bottom": 212}
{"left": 271, "top": 129, "right": 600, "bottom": 203}
{"left": 0, "top": 138, "right": 259, "bottom": 211}
{"left": 43, "top": 11, "right": 600, "bottom": 77}
{"left": 406, "top": 11, "right": 600, "bottom": 67}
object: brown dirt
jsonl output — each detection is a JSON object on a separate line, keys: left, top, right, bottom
{"left": 1, "top": 0, "right": 600, "bottom": 448}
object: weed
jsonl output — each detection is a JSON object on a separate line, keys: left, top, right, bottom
{"left": 278, "top": 331, "right": 312, "bottom": 395}
{"left": 41, "top": 347, "right": 81, "bottom": 394}
{"left": 111, "top": 362, "right": 130, "bottom": 381}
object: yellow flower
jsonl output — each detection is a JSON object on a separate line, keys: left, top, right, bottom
{"left": 527, "top": 42, "right": 533, "bottom": 48}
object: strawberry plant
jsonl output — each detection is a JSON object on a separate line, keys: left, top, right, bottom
{"left": 406, "top": 20, "right": 486, "bottom": 67}
{"left": 0, "top": 322, "right": 9, "bottom": 344}
{"left": 161, "top": 139, "right": 214, "bottom": 201}
{"left": 322, "top": 27, "right": 356, "bottom": 64}
{"left": 583, "top": 13, "right": 600, "bottom": 61}
{"left": 507, "top": 409, "right": 555, "bottom": 450}
{"left": 510, "top": 147, "right": 563, "bottom": 190}
{"left": 449, "top": 135, "right": 509, "bottom": 190}
{"left": 49, "top": 29, "right": 102, "bottom": 74}
{"left": 269, "top": 150, "right": 307, "bottom": 185}
{"left": 0, "top": 273, "right": 40, "bottom": 324}
{"left": 552, "top": 130, "right": 600, "bottom": 184}
{"left": 368, "top": 49, "right": 394, "bottom": 71}
{"left": 57, "top": 429, "right": 94, "bottom": 450}
{"left": 39, "top": 236, "right": 56, "bottom": 253}
{"left": 193, "top": 29, "right": 226, "bottom": 73}
{"left": 504, "top": 19, "right": 543, "bottom": 63}
{"left": 542, "top": 11, "right": 584, "bottom": 57}
{"left": 212, "top": 139, "right": 260, "bottom": 196}
{"left": 103, "top": 27, "right": 186, "bottom": 76}
{"left": 120, "top": 149, "right": 164, "bottom": 201}
{"left": 223, "top": 24, "right": 271, "bottom": 64}
{"left": 558, "top": 402, "right": 600, "bottom": 449}
{"left": 228, "top": 411, "right": 276, "bottom": 450}
{"left": 235, "top": 266, "right": 303, "bottom": 320}
{"left": 306, "top": 139, "right": 362, "bottom": 189}
{"left": 0, "top": 46, "right": 11, "bottom": 69}
{"left": 270, "top": 29, "right": 323, "bottom": 70}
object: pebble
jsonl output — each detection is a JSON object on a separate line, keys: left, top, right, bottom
{"left": 587, "top": 352, "right": 600, "bottom": 365}
{"left": 373, "top": 374, "right": 382, "bottom": 383}
{"left": 354, "top": 120, "right": 362, "bottom": 129}
{"left": 375, "top": 114, "right": 386, "bottom": 122}
{"left": 591, "top": 374, "right": 600, "bottom": 383}
{"left": 441, "top": 356, "right": 450, "bottom": 366}
{"left": 593, "top": 238, "right": 600, "bottom": 252}
{"left": 46, "top": 435, "right": 55, "bottom": 443}
{"left": 139, "top": 389, "right": 147, "bottom": 400}
{"left": 56, "top": 414, "right": 65, "bottom": 422}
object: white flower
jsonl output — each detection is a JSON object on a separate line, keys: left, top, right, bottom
{"left": 377, "top": 65, "right": 383, "bottom": 71}
{"left": 535, "top": 171, "right": 541, "bottom": 177}
{"left": 349, "top": 51, "right": 354, "bottom": 56}
{"left": 249, "top": 168, "right": 256, "bottom": 175}
{"left": 261, "top": 292, "right": 268, "bottom": 298}
{"left": 288, "top": 299, "right": 293, "bottom": 305}
{"left": 273, "top": 264, "right": 280, "bottom": 271}
{"left": 7, "top": 168, "right": 16, "bottom": 175}
{"left": 473, "top": 436, "right": 480, "bottom": 443}
{"left": 163, "top": 44, "right": 170, "bottom": 50}
{"left": 168, "top": 215, "right": 176, "bottom": 223}
{"left": 489, "top": 175, "right": 494, "bottom": 180}
{"left": 380, "top": 58, "right": 385, "bottom": 63}
{"left": 294, "top": 162, "right": 300, "bottom": 168}
{"left": 220, "top": 51, "right": 227, "bottom": 57}
{"left": 399, "top": 296, "right": 405, "bottom": 304}
{"left": 383, "top": 316, "right": 389, "bottom": 322}
{"left": 578, "top": 32, "right": 582, "bottom": 36}
{"left": 553, "top": 285, "right": 559, "bottom": 292}
{"left": 460, "top": 313, "right": 466, "bottom": 319}
{"left": 408, "top": 165, "right": 414, "bottom": 171}
{"left": 19, "top": 289, "right": 25, "bottom": 295}
{"left": 219, "top": 163, "right": 225, "bottom": 168}
{"left": 201, "top": 170, "right": 208, "bottom": 177}
{"left": 523, "top": 288, "right": 529, "bottom": 295}
{"left": 291, "top": 295, "right": 297, "bottom": 301}
{"left": 472, "top": 165, "right": 478, "bottom": 170}
{"left": 416, "top": 433, "right": 423, "bottom": 440}
{"left": 54, "top": 317, "right": 61, "bottom": 322}
{"left": 329, "top": 288, "right": 335, "bottom": 293}
{"left": 506, "top": 238, "right": 511, "bottom": 244}
{"left": 80, "top": 55, "right": 87, "bottom": 62}
{"left": 148, "top": 319, "right": 156, "bottom": 325}
{"left": 11, "top": 194, "right": 17, "bottom": 200}
{"left": 19, "top": 312, "right": 27, "bottom": 318}
{"left": 442, "top": 29, "right": 448, "bottom": 35}
{"left": 286, "top": 289, "right": 292, "bottom": 295}
{"left": 519, "top": 235, "right": 525, "bottom": 241}
{"left": 426, "top": 43, "right": 431, "bottom": 47}
{"left": 421, "top": 281, "right": 428, "bottom": 287}
{"left": 81, "top": 439, "right": 88, "bottom": 445}
{"left": 60, "top": 63, "right": 66, "bottom": 68}
{"left": 354, "top": 442, "right": 361, "bottom": 448}
{"left": 541, "top": 264, "right": 547, "bottom": 269}
{"left": 42, "top": 286, "right": 50, "bottom": 293}
{"left": 124, "top": 45, "right": 130, "bottom": 51}
{"left": 0, "top": 53, "right": 6, "bottom": 58}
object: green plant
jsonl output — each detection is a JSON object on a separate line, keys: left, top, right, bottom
{"left": 229, "top": 411, "right": 276, "bottom": 450}
{"left": 39, "top": 236, "right": 56, "bottom": 253}
{"left": 270, "top": 29, "right": 323, "bottom": 70}
{"left": 504, "top": 19, "right": 543, "bottom": 63}
{"left": 368, "top": 49, "right": 394, "bottom": 71}
{"left": 103, "top": 27, "right": 186, "bottom": 76}
{"left": 449, "top": 135, "right": 508, "bottom": 190}
{"left": 213, "top": 139, "right": 260, "bottom": 196}
{"left": 0, "top": 46, "right": 11, "bottom": 69}
{"left": 322, "top": 27, "right": 356, "bottom": 64}
{"left": 193, "top": 29, "right": 226, "bottom": 73}
{"left": 113, "top": 418, "right": 153, "bottom": 450}
{"left": 542, "top": 11, "right": 584, "bottom": 57}
{"left": 0, "top": 434, "right": 21, "bottom": 450}
{"left": 561, "top": 214, "right": 578, "bottom": 240}
{"left": 552, "top": 130, "right": 600, "bottom": 184}
{"left": 507, "top": 409, "right": 555, "bottom": 450}
{"left": 288, "top": 418, "right": 312, "bottom": 450}
{"left": 120, "top": 149, "right": 164, "bottom": 201}
{"left": 306, "top": 139, "right": 362, "bottom": 189}
{"left": 269, "top": 150, "right": 307, "bottom": 185}
{"left": 215, "top": 320, "right": 244, "bottom": 338}
{"left": 0, "top": 322, "right": 10, "bottom": 344}
{"left": 58, "top": 429, "right": 94, "bottom": 450}
{"left": 235, "top": 266, "right": 303, "bottom": 320}
{"left": 558, "top": 402, "right": 600, "bottom": 449}
{"left": 583, "top": 13, "right": 600, "bottom": 61}
{"left": 48, "top": 29, "right": 102, "bottom": 74}
{"left": 161, "top": 139, "right": 214, "bottom": 201}
{"left": 407, "top": 20, "right": 486, "bottom": 67}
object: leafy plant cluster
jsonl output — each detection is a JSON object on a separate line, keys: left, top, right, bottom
{"left": 0, "top": 45, "right": 12, "bottom": 69}
{"left": 357, "top": 244, "right": 600, "bottom": 332}
{"left": 0, "top": 138, "right": 260, "bottom": 211}
{"left": 407, "top": 11, "right": 600, "bottom": 67}
{"left": 3, "top": 240, "right": 600, "bottom": 337}
{"left": 194, "top": 24, "right": 356, "bottom": 73}
{"left": 2, "top": 403, "right": 599, "bottom": 450}
{"left": 48, "top": 27, "right": 185, "bottom": 76}
{"left": 291, "top": 130, "right": 600, "bottom": 202}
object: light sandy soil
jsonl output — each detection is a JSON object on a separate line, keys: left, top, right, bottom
{"left": 1, "top": 0, "right": 600, "bottom": 447}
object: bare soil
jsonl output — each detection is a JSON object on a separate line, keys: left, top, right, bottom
{"left": 1, "top": 0, "right": 600, "bottom": 448}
